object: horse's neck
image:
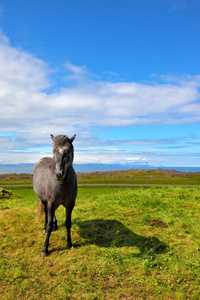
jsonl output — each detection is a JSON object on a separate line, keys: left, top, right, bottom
{"left": 52, "top": 157, "right": 56, "bottom": 173}
{"left": 65, "top": 165, "right": 73, "bottom": 179}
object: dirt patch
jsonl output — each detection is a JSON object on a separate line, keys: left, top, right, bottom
{"left": 146, "top": 219, "right": 169, "bottom": 228}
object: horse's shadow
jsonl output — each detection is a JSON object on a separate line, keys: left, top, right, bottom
{"left": 75, "top": 219, "right": 168, "bottom": 256}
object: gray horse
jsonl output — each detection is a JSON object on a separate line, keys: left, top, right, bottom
{"left": 33, "top": 134, "right": 77, "bottom": 257}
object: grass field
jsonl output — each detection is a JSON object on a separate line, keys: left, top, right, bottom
{"left": 0, "top": 183, "right": 200, "bottom": 299}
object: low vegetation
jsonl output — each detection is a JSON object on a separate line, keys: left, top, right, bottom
{"left": 0, "top": 173, "right": 33, "bottom": 185}
{"left": 1, "top": 169, "right": 200, "bottom": 186}
{"left": 77, "top": 169, "right": 200, "bottom": 185}
{"left": 0, "top": 182, "right": 200, "bottom": 299}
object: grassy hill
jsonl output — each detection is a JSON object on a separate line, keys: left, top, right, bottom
{"left": 1, "top": 168, "right": 200, "bottom": 186}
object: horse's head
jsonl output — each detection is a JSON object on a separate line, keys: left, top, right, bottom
{"left": 51, "top": 134, "right": 76, "bottom": 181}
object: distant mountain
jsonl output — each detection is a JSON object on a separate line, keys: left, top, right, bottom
{"left": 73, "top": 163, "right": 153, "bottom": 173}
{"left": 0, "top": 163, "right": 153, "bottom": 174}
{"left": 0, "top": 163, "right": 199, "bottom": 174}
{"left": 0, "top": 164, "right": 36, "bottom": 174}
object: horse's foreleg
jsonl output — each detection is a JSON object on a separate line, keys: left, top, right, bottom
{"left": 41, "top": 202, "right": 55, "bottom": 257}
{"left": 65, "top": 202, "right": 75, "bottom": 249}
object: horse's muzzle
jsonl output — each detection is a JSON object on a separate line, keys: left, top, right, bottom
{"left": 56, "top": 176, "right": 64, "bottom": 181}
{"left": 55, "top": 172, "right": 65, "bottom": 181}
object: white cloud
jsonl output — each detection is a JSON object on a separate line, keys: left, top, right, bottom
{"left": 74, "top": 147, "right": 200, "bottom": 167}
{"left": 0, "top": 35, "right": 49, "bottom": 92}
{"left": 0, "top": 29, "right": 200, "bottom": 165}
{"left": 63, "top": 61, "right": 89, "bottom": 82}
{"left": 64, "top": 61, "right": 88, "bottom": 75}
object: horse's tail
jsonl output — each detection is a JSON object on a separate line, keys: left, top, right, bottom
{"left": 36, "top": 198, "right": 44, "bottom": 222}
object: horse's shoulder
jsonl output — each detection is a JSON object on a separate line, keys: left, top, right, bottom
{"left": 34, "top": 157, "right": 52, "bottom": 171}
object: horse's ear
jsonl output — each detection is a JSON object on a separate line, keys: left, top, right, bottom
{"left": 70, "top": 134, "right": 76, "bottom": 142}
{"left": 50, "top": 134, "right": 55, "bottom": 141}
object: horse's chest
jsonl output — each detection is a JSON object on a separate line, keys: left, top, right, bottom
{"left": 47, "top": 184, "right": 70, "bottom": 202}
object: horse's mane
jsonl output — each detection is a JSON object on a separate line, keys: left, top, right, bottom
{"left": 52, "top": 135, "right": 71, "bottom": 153}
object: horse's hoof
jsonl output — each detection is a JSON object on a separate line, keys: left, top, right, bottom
{"left": 67, "top": 242, "right": 72, "bottom": 249}
{"left": 41, "top": 251, "right": 48, "bottom": 257}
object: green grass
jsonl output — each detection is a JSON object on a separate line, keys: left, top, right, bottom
{"left": 0, "top": 186, "right": 200, "bottom": 299}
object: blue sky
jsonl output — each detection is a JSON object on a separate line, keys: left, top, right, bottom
{"left": 0, "top": 0, "right": 200, "bottom": 167}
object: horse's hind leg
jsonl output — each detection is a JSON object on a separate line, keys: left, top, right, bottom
{"left": 65, "top": 202, "right": 75, "bottom": 249}
{"left": 43, "top": 202, "right": 48, "bottom": 233}
{"left": 41, "top": 202, "right": 55, "bottom": 257}
{"left": 53, "top": 214, "right": 58, "bottom": 231}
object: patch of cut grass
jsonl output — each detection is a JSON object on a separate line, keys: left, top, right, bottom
{"left": 0, "top": 188, "right": 35, "bottom": 210}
